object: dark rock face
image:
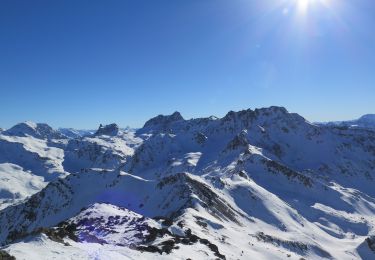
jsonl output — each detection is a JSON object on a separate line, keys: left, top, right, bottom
{"left": 0, "top": 250, "right": 16, "bottom": 260}
{"left": 143, "top": 112, "right": 184, "bottom": 130}
{"left": 136, "top": 217, "right": 226, "bottom": 259}
{"left": 263, "top": 159, "right": 313, "bottom": 187}
{"left": 366, "top": 236, "right": 375, "bottom": 252}
{"left": 254, "top": 232, "right": 331, "bottom": 258}
{"left": 225, "top": 130, "right": 249, "bottom": 151}
{"left": 157, "top": 173, "right": 240, "bottom": 223}
{"left": 0, "top": 177, "right": 74, "bottom": 246}
{"left": 194, "top": 132, "right": 207, "bottom": 145}
{"left": 222, "top": 109, "right": 256, "bottom": 128}
{"left": 95, "top": 124, "right": 119, "bottom": 136}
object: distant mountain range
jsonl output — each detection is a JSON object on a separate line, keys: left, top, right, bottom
{"left": 0, "top": 107, "right": 374, "bottom": 259}
{"left": 317, "top": 114, "right": 375, "bottom": 129}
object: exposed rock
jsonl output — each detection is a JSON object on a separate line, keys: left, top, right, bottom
{"left": 263, "top": 159, "right": 313, "bottom": 187}
{"left": 225, "top": 130, "right": 249, "bottom": 151}
{"left": 143, "top": 112, "right": 184, "bottom": 130}
{"left": 157, "top": 173, "right": 240, "bottom": 223}
{"left": 366, "top": 236, "right": 375, "bottom": 252}
{"left": 95, "top": 123, "right": 120, "bottom": 136}
{"left": 254, "top": 232, "right": 331, "bottom": 258}
{"left": 194, "top": 132, "right": 207, "bottom": 145}
{"left": 0, "top": 250, "right": 16, "bottom": 260}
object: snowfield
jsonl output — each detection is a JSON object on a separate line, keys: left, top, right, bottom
{"left": 0, "top": 163, "right": 47, "bottom": 210}
{"left": 0, "top": 107, "right": 375, "bottom": 259}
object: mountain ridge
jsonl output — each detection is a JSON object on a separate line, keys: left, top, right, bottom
{"left": 0, "top": 106, "right": 375, "bottom": 259}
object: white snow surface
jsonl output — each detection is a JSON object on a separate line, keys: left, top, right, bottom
{"left": 0, "top": 163, "right": 47, "bottom": 210}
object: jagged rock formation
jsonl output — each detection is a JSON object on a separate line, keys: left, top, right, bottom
{"left": 95, "top": 123, "right": 120, "bottom": 136}
{"left": 142, "top": 112, "right": 184, "bottom": 132}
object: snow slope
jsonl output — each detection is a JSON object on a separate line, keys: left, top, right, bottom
{"left": 0, "top": 125, "right": 68, "bottom": 209}
{"left": 1, "top": 107, "right": 375, "bottom": 259}
{"left": 0, "top": 163, "right": 47, "bottom": 210}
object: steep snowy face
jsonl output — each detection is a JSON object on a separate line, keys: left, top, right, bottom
{"left": 0, "top": 134, "right": 67, "bottom": 180}
{"left": 0, "top": 123, "right": 70, "bottom": 210}
{"left": 0, "top": 128, "right": 68, "bottom": 210}
{"left": 3, "top": 122, "right": 65, "bottom": 140}
{"left": 0, "top": 163, "right": 47, "bottom": 210}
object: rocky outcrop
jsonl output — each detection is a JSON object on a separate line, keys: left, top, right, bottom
{"left": 142, "top": 112, "right": 184, "bottom": 131}
{"left": 95, "top": 123, "right": 119, "bottom": 136}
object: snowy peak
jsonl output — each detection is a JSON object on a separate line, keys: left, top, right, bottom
{"left": 218, "top": 106, "right": 310, "bottom": 137}
{"left": 357, "top": 114, "right": 375, "bottom": 125}
{"left": 3, "top": 121, "right": 64, "bottom": 139}
{"left": 139, "top": 106, "right": 305, "bottom": 136}
{"left": 223, "top": 106, "right": 288, "bottom": 121}
{"left": 95, "top": 123, "right": 120, "bottom": 136}
{"left": 143, "top": 111, "right": 184, "bottom": 129}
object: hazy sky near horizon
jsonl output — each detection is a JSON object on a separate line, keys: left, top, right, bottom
{"left": 0, "top": 0, "right": 374, "bottom": 129}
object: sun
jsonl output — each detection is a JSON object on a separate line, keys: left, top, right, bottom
{"left": 297, "top": 0, "right": 312, "bottom": 13}
{"left": 292, "top": 0, "right": 332, "bottom": 15}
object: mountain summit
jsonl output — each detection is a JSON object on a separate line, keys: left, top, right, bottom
{"left": 143, "top": 111, "right": 184, "bottom": 129}
{"left": 3, "top": 121, "right": 64, "bottom": 139}
{"left": 95, "top": 123, "right": 120, "bottom": 136}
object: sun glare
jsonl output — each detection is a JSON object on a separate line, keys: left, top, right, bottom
{"left": 295, "top": 0, "right": 331, "bottom": 14}
{"left": 297, "top": 0, "right": 311, "bottom": 13}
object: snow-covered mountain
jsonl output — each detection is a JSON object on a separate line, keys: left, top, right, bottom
{"left": 3, "top": 121, "right": 65, "bottom": 140}
{"left": 0, "top": 122, "right": 139, "bottom": 211}
{"left": 318, "top": 114, "right": 375, "bottom": 130}
{"left": 1, "top": 107, "right": 375, "bottom": 259}
{"left": 58, "top": 126, "right": 134, "bottom": 139}
{"left": 58, "top": 128, "right": 95, "bottom": 139}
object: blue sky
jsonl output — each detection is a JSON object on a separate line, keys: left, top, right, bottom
{"left": 0, "top": 0, "right": 374, "bottom": 129}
